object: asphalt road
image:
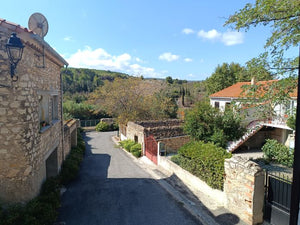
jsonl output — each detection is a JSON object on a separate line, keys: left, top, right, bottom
{"left": 57, "top": 131, "right": 200, "bottom": 225}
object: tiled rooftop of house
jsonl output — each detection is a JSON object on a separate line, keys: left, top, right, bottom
{"left": 210, "top": 80, "right": 297, "bottom": 98}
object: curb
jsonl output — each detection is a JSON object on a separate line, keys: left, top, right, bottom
{"left": 111, "top": 136, "right": 218, "bottom": 225}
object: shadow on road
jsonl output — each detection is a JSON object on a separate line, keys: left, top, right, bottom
{"left": 57, "top": 131, "right": 244, "bottom": 225}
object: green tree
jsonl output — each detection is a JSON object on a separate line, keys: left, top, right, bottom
{"left": 239, "top": 53, "right": 274, "bottom": 81}
{"left": 225, "top": 0, "right": 299, "bottom": 76}
{"left": 225, "top": 0, "right": 300, "bottom": 52}
{"left": 205, "top": 62, "right": 244, "bottom": 95}
{"left": 239, "top": 77, "right": 297, "bottom": 121}
{"left": 184, "top": 102, "right": 245, "bottom": 148}
{"left": 91, "top": 78, "right": 178, "bottom": 124}
{"left": 165, "top": 76, "right": 174, "bottom": 84}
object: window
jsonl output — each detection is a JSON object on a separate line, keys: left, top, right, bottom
{"left": 214, "top": 101, "right": 220, "bottom": 109}
{"left": 39, "top": 94, "right": 50, "bottom": 128}
{"left": 52, "top": 95, "right": 59, "bottom": 121}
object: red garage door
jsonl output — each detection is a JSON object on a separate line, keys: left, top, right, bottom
{"left": 145, "top": 135, "right": 158, "bottom": 165}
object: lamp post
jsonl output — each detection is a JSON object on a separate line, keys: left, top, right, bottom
{"left": 6, "top": 33, "right": 24, "bottom": 81}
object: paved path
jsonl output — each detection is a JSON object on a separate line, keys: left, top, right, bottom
{"left": 57, "top": 131, "right": 200, "bottom": 225}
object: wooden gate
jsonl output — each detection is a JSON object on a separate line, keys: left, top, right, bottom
{"left": 145, "top": 135, "right": 158, "bottom": 164}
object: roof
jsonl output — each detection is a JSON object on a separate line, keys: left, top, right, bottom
{"left": 210, "top": 80, "right": 297, "bottom": 99}
{"left": 0, "top": 18, "right": 68, "bottom": 66}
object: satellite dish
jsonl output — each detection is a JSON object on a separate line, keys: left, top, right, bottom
{"left": 28, "top": 13, "right": 48, "bottom": 38}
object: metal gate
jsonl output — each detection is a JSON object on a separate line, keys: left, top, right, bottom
{"left": 264, "top": 171, "right": 292, "bottom": 225}
{"left": 145, "top": 135, "right": 158, "bottom": 164}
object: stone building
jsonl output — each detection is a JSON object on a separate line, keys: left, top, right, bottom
{"left": 0, "top": 18, "right": 68, "bottom": 203}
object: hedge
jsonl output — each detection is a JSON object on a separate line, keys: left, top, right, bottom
{"left": 0, "top": 128, "right": 86, "bottom": 225}
{"left": 171, "top": 141, "right": 231, "bottom": 190}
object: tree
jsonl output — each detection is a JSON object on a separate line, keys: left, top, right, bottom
{"left": 165, "top": 76, "right": 174, "bottom": 84}
{"left": 205, "top": 62, "right": 244, "bottom": 95}
{"left": 239, "top": 53, "right": 274, "bottom": 81}
{"left": 91, "top": 78, "right": 178, "bottom": 124}
{"left": 225, "top": 0, "right": 300, "bottom": 53}
{"left": 224, "top": 0, "right": 299, "bottom": 76}
{"left": 239, "top": 78, "right": 297, "bottom": 121}
{"left": 184, "top": 102, "right": 245, "bottom": 148}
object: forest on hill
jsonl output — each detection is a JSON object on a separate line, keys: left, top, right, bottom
{"left": 61, "top": 67, "right": 206, "bottom": 122}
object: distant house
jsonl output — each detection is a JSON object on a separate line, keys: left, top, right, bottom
{"left": 209, "top": 79, "right": 297, "bottom": 152}
{"left": 0, "top": 18, "right": 68, "bottom": 203}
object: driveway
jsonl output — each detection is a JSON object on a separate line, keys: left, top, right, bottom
{"left": 57, "top": 131, "right": 200, "bottom": 225}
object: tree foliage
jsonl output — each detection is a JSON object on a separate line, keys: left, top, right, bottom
{"left": 225, "top": 0, "right": 300, "bottom": 51}
{"left": 91, "top": 77, "right": 178, "bottom": 124}
{"left": 239, "top": 77, "right": 297, "bottom": 121}
{"left": 205, "top": 62, "right": 244, "bottom": 95}
{"left": 61, "top": 67, "right": 129, "bottom": 94}
{"left": 183, "top": 102, "right": 245, "bottom": 148}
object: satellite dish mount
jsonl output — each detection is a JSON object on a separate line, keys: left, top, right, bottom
{"left": 28, "top": 13, "right": 49, "bottom": 68}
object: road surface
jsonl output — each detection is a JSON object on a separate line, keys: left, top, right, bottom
{"left": 57, "top": 131, "right": 200, "bottom": 225}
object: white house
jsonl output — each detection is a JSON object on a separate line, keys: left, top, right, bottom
{"left": 209, "top": 79, "right": 297, "bottom": 152}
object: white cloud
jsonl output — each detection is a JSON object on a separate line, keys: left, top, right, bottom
{"left": 184, "top": 58, "right": 193, "bottom": 62}
{"left": 66, "top": 46, "right": 159, "bottom": 77}
{"left": 221, "top": 31, "right": 244, "bottom": 46}
{"left": 158, "top": 52, "right": 180, "bottom": 62}
{"left": 197, "top": 29, "right": 244, "bottom": 46}
{"left": 198, "top": 29, "right": 221, "bottom": 39}
{"left": 63, "top": 36, "right": 72, "bottom": 41}
{"left": 182, "top": 28, "right": 195, "bottom": 35}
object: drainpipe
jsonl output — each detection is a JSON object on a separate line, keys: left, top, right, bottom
{"left": 60, "top": 66, "right": 66, "bottom": 167}
{"left": 290, "top": 48, "right": 300, "bottom": 225}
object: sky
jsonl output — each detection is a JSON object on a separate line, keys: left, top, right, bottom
{"left": 1, "top": 0, "right": 298, "bottom": 81}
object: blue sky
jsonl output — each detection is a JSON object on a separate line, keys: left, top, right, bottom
{"left": 1, "top": 0, "right": 298, "bottom": 80}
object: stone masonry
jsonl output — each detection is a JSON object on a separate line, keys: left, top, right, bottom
{"left": 0, "top": 19, "right": 68, "bottom": 204}
{"left": 224, "top": 156, "right": 265, "bottom": 225}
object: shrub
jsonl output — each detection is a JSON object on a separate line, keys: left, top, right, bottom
{"left": 95, "top": 121, "right": 110, "bottom": 132}
{"left": 132, "top": 150, "right": 142, "bottom": 158}
{"left": 262, "top": 139, "right": 294, "bottom": 167}
{"left": 95, "top": 121, "right": 119, "bottom": 132}
{"left": 130, "top": 143, "right": 141, "bottom": 152}
{"left": 119, "top": 140, "right": 136, "bottom": 152}
{"left": 119, "top": 140, "right": 142, "bottom": 157}
{"left": 171, "top": 141, "right": 231, "bottom": 190}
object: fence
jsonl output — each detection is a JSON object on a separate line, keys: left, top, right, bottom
{"left": 80, "top": 119, "right": 100, "bottom": 127}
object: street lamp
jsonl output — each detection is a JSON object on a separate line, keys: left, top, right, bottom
{"left": 6, "top": 33, "right": 24, "bottom": 81}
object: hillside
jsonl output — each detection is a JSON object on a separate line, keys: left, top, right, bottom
{"left": 62, "top": 67, "right": 129, "bottom": 94}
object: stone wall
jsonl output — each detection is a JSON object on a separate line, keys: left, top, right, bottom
{"left": 224, "top": 156, "right": 265, "bottom": 225}
{"left": 63, "top": 119, "right": 79, "bottom": 158}
{"left": 159, "top": 136, "right": 190, "bottom": 153}
{"left": 0, "top": 24, "right": 66, "bottom": 204}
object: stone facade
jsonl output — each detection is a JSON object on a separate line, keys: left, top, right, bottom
{"left": 63, "top": 119, "right": 79, "bottom": 158}
{"left": 224, "top": 156, "right": 265, "bottom": 225}
{"left": 124, "top": 119, "right": 185, "bottom": 154}
{"left": 0, "top": 19, "right": 68, "bottom": 204}
{"left": 159, "top": 136, "right": 190, "bottom": 153}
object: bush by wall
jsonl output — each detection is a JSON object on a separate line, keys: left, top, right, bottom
{"left": 0, "top": 128, "right": 86, "bottom": 225}
{"left": 171, "top": 141, "right": 231, "bottom": 190}
{"left": 95, "top": 121, "right": 119, "bottom": 132}
{"left": 262, "top": 139, "right": 294, "bottom": 167}
{"left": 119, "top": 140, "right": 142, "bottom": 158}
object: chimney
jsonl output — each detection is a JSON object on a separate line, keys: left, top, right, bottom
{"left": 251, "top": 77, "right": 256, "bottom": 85}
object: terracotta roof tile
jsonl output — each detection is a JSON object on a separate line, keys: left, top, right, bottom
{"left": 0, "top": 18, "right": 34, "bottom": 34}
{"left": 210, "top": 80, "right": 297, "bottom": 98}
